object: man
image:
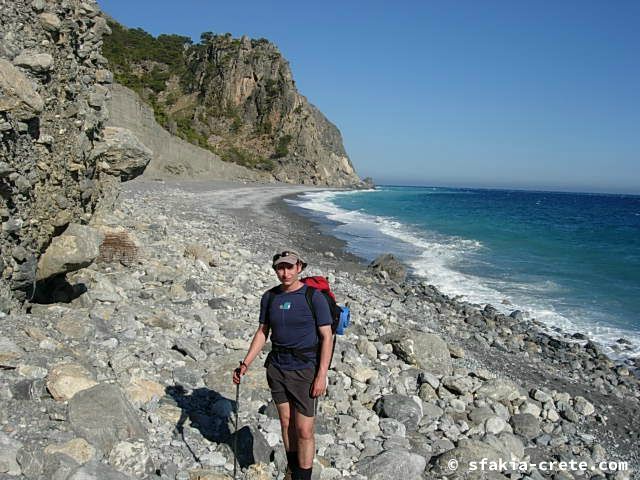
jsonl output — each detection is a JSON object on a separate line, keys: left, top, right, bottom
{"left": 233, "top": 250, "right": 333, "bottom": 480}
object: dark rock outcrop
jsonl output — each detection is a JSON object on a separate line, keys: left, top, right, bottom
{"left": 368, "top": 253, "right": 407, "bottom": 283}
{"left": 0, "top": 0, "right": 149, "bottom": 309}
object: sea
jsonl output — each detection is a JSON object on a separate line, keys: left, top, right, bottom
{"left": 287, "top": 186, "right": 640, "bottom": 360}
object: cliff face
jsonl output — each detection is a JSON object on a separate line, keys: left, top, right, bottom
{"left": 107, "top": 83, "right": 270, "bottom": 182}
{"left": 185, "top": 35, "right": 360, "bottom": 186}
{"left": 0, "top": 1, "right": 148, "bottom": 310}
{"left": 104, "top": 27, "right": 367, "bottom": 187}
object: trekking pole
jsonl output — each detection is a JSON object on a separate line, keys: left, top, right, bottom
{"left": 233, "top": 364, "right": 241, "bottom": 480}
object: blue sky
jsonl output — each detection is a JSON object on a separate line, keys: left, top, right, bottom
{"left": 97, "top": 0, "right": 640, "bottom": 194}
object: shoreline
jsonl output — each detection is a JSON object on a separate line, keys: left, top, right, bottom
{"left": 1, "top": 178, "right": 637, "bottom": 479}
{"left": 281, "top": 187, "right": 640, "bottom": 363}
{"left": 271, "top": 184, "right": 640, "bottom": 466}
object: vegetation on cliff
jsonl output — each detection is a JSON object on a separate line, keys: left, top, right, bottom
{"left": 102, "top": 21, "right": 362, "bottom": 185}
{"left": 103, "top": 21, "right": 282, "bottom": 171}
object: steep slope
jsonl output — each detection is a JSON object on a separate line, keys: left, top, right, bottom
{"left": 107, "top": 83, "right": 270, "bottom": 181}
{"left": 103, "top": 24, "right": 369, "bottom": 187}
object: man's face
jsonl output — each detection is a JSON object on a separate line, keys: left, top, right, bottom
{"left": 274, "top": 262, "right": 302, "bottom": 286}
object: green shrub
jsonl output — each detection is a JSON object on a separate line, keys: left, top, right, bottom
{"left": 256, "top": 119, "right": 272, "bottom": 136}
{"left": 274, "top": 134, "right": 292, "bottom": 158}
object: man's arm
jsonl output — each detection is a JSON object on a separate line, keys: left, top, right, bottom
{"left": 233, "top": 323, "right": 269, "bottom": 383}
{"left": 311, "top": 324, "right": 333, "bottom": 397}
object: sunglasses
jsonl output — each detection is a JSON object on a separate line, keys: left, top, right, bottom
{"left": 272, "top": 251, "right": 299, "bottom": 262}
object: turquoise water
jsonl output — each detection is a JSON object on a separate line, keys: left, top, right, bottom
{"left": 289, "top": 186, "right": 640, "bottom": 358}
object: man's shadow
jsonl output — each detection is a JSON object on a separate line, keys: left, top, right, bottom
{"left": 166, "top": 385, "right": 268, "bottom": 468}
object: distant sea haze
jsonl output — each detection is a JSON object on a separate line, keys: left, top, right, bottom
{"left": 288, "top": 186, "right": 640, "bottom": 359}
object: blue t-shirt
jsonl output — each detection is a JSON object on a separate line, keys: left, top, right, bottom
{"left": 259, "top": 284, "right": 333, "bottom": 370}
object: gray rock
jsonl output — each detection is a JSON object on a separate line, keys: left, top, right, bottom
{"left": 174, "top": 337, "right": 207, "bottom": 361}
{"left": 434, "top": 439, "right": 505, "bottom": 477}
{"left": 32, "top": 0, "right": 46, "bottom": 12}
{"left": 476, "top": 378, "right": 522, "bottom": 402}
{"left": 531, "top": 388, "right": 552, "bottom": 403}
{"left": 185, "top": 277, "right": 205, "bottom": 293}
{"left": 356, "top": 449, "right": 426, "bottom": 479}
{"left": 16, "top": 447, "right": 45, "bottom": 478}
{"left": 38, "top": 12, "right": 61, "bottom": 31}
{"left": 36, "top": 224, "right": 104, "bottom": 281}
{"left": 95, "top": 69, "right": 113, "bottom": 84}
{"left": 232, "top": 424, "right": 273, "bottom": 467}
{"left": 391, "top": 332, "right": 452, "bottom": 376}
{"left": 107, "top": 440, "right": 154, "bottom": 477}
{"left": 68, "top": 383, "right": 147, "bottom": 455}
{"left": 379, "top": 418, "right": 407, "bottom": 438}
{"left": 468, "top": 406, "right": 495, "bottom": 425}
{"left": 497, "top": 432, "right": 525, "bottom": 460}
{"left": 368, "top": 253, "right": 407, "bottom": 283}
{"left": 558, "top": 403, "right": 580, "bottom": 423}
{"left": 0, "top": 336, "right": 24, "bottom": 367}
{"left": 13, "top": 52, "right": 54, "bottom": 73}
{"left": 0, "top": 58, "right": 44, "bottom": 119}
{"left": 42, "top": 452, "right": 79, "bottom": 480}
{"left": 509, "top": 310, "right": 524, "bottom": 321}
{"left": 91, "top": 127, "right": 152, "bottom": 181}
{"left": 485, "top": 416, "right": 508, "bottom": 435}
{"left": 374, "top": 394, "right": 423, "bottom": 431}
{"left": 573, "top": 396, "right": 595, "bottom": 416}
{"left": 0, "top": 432, "right": 23, "bottom": 476}
{"left": 510, "top": 413, "right": 540, "bottom": 440}
{"left": 67, "top": 461, "right": 134, "bottom": 480}
{"left": 442, "top": 375, "right": 473, "bottom": 395}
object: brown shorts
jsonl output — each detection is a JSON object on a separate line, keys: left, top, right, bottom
{"left": 266, "top": 363, "right": 318, "bottom": 417}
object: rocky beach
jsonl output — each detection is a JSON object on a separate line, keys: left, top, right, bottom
{"left": 0, "top": 178, "right": 638, "bottom": 480}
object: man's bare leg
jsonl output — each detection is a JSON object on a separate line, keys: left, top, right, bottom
{"left": 276, "top": 401, "right": 298, "bottom": 450}
{"left": 294, "top": 410, "right": 315, "bottom": 469}
{"left": 276, "top": 402, "right": 298, "bottom": 478}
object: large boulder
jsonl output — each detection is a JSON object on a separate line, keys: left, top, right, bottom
{"left": 434, "top": 439, "right": 508, "bottom": 478}
{"left": 373, "top": 395, "right": 423, "bottom": 431}
{"left": 368, "top": 253, "right": 407, "bottom": 283}
{"left": 232, "top": 425, "right": 273, "bottom": 468}
{"left": 91, "top": 126, "right": 152, "bottom": 181}
{"left": 36, "top": 224, "right": 104, "bottom": 281}
{"left": 0, "top": 336, "right": 24, "bottom": 368}
{"left": 0, "top": 58, "right": 44, "bottom": 119}
{"left": 0, "top": 431, "right": 23, "bottom": 476}
{"left": 476, "top": 378, "right": 523, "bottom": 403}
{"left": 107, "top": 440, "right": 154, "bottom": 477}
{"left": 68, "top": 383, "right": 146, "bottom": 455}
{"left": 356, "top": 449, "right": 427, "bottom": 479}
{"left": 46, "top": 363, "right": 97, "bottom": 401}
{"left": 44, "top": 438, "right": 96, "bottom": 465}
{"left": 390, "top": 331, "right": 453, "bottom": 376}
{"left": 509, "top": 413, "right": 541, "bottom": 440}
{"left": 67, "top": 461, "right": 135, "bottom": 480}
{"left": 12, "top": 52, "right": 54, "bottom": 73}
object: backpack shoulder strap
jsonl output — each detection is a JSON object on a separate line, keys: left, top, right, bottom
{"left": 264, "top": 286, "right": 279, "bottom": 324}
{"left": 304, "top": 285, "right": 317, "bottom": 323}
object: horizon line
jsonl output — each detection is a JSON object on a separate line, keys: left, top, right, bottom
{"left": 375, "top": 182, "right": 640, "bottom": 197}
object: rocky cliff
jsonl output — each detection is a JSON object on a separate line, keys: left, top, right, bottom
{"left": 0, "top": 0, "right": 149, "bottom": 310}
{"left": 104, "top": 25, "right": 369, "bottom": 187}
